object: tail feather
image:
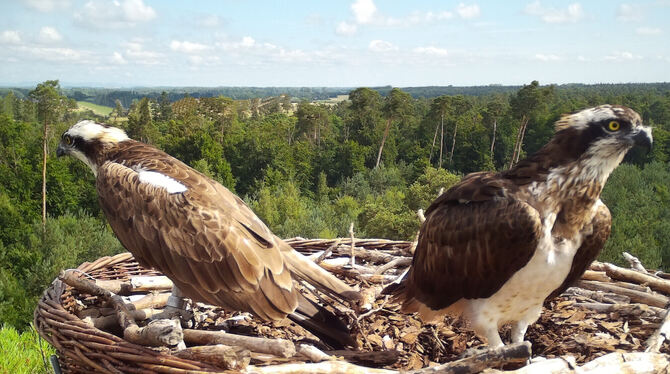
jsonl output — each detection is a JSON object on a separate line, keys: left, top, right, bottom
{"left": 282, "top": 246, "right": 362, "bottom": 304}
{"left": 288, "top": 294, "right": 356, "bottom": 349}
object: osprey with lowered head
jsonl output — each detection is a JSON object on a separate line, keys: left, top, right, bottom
{"left": 57, "top": 120, "right": 361, "bottom": 348}
{"left": 383, "top": 105, "right": 652, "bottom": 347}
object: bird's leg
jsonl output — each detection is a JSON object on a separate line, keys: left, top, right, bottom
{"left": 152, "top": 286, "right": 193, "bottom": 327}
{"left": 462, "top": 320, "right": 504, "bottom": 358}
{"left": 511, "top": 321, "right": 529, "bottom": 344}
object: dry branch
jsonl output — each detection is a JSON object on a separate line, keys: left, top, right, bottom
{"left": 59, "top": 270, "right": 183, "bottom": 347}
{"left": 183, "top": 329, "right": 296, "bottom": 358}
{"left": 603, "top": 263, "right": 670, "bottom": 294}
{"left": 242, "top": 360, "right": 397, "bottom": 374}
{"left": 94, "top": 276, "right": 173, "bottom": 295}
{"left": 575, "top": 280, "right": 669, "bottom": 308}
{"left": 410, "top": 341, "right": 532, "bottom": 374}
{"left": 646, "top": 306, "right": 670, "bottom": 352}
{"left": 173, "top": 344, "right": 251, "bottom": 370}
{"left": 296, "top": 343, "right": 333, "bottom": 362}
{"left": 623, "top": 252, "right": 648, "bottom": 273}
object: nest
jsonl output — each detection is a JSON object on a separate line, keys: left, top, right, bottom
{"left": 35, "top": 238, "right": 670, "bottom": 373}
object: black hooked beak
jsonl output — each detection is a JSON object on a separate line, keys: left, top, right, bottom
{"left": 56, "top": 143, "right": 67, "bottom": 157}
{"left": 632, "top": 126, "right": 653, "bottom": 154}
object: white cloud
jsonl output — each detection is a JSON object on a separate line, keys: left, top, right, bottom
{"left": 38, "top": 27, "right": 62, "bottom": 43}
{"left": 368, "top": 39, "right": 397, "bottom": 52}
{"left": 0, "top": 30, "right": 22, "bottom": 44}
{"left": 456, "top": 3, "right": 480, "bottom": 19}
{"left": 577, "top": 55, "right": 590, "bottom": 62}
{"left": 112, "top": 51, "right": 127, "bottom": 64}
{"left": 534, "top": 53, "right": 560, "bottom": 61}
{"left": 617, "top": 4, "right": 643, "bottom": 22}
{"left": 524, "top": 1, "right": 584, "bottom": 24}
{"left": 22, "top": 0, "right": 70, "bottom": 12}
{"left": 240, "top": 36, "right": 255, "bottom": 47}
{"left": 413, "top": 46, "right": 448, "bottom": 56}
{"left": 16, "top": 45, "right": 89, "bottom": 62}
{"left": 336, "top": 21, "right": 358, "bottom": 36}
{"left": 352, "top": 0, "right": 377, "bottom": 24}
{"left": 121, "top": 0, "right": 157, "bottom": 22}
{"left": 170, "top": 40, "right": 209, "bottom": 54}
{"left": 636, "top": 27, "right": 661, "bottom": 35}
{"left": 197, "top": 15, "right": 221, "bottom": 28}
{"left": 122, "top": 41, "right": 163, "bottom": 65}
{"left": 604, "top": 51, "right": 642, "bottom": 61}
{"left": 74, "top": 0, "right": 156, "bottom": 29}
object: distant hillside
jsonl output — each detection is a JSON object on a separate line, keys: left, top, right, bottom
{"left": 76, "top": 101, "right": 113, "bottom": 116}
{"left": 2, "top": 82, "right": 669, "bottom": 109}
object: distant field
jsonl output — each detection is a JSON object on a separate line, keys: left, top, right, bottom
{"left": 76, "top": 101, "right": 113, "bottom": 116}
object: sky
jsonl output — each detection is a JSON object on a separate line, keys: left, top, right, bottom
{"left": 0, "top": 0, "right": 669, "bottom": 87}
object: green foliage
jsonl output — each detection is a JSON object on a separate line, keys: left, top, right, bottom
{"left": 0, "top": 324, "right": 54, "bottom": 374}
{"left": 406, "top": 167, "right": 461, "bottom": 211}
{"left": 600, "top": 162, "right": 670, "bottom": 270}
{"left": 0, "top": 213, "right": 124, "bottom": 328}
{"left": 1, "top": 81, "right": 670, "bottom": 333}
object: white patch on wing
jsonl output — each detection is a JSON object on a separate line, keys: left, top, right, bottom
{"left": 137, "top": 169, "right": 187, "bottom": 194}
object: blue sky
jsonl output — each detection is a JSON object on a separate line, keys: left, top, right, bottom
{"left": 1, "top": 0, "right": 669, "bottom": 87}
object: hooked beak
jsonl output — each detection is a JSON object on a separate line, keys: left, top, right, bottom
{"left": 56, "top": 143, "right": 68, "bottom": 157}
{"left": 632, "top": 126, "right": 653, "bottom": 153}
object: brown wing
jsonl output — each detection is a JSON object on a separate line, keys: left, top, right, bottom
{"left": 386, "top": 172, "right": 542, "bottom": 311}
{"left": 97, "top": 143, "right": 300, "bottom": 321}
{"left": 548, "top": 202, "right": 611, "bottom": 299}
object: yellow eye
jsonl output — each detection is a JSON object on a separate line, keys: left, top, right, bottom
{"left": 64, "top": 135, "right": 72, "bottom": 145}
{"left": 608, "top": 121, "right": 620, "bottom": 131}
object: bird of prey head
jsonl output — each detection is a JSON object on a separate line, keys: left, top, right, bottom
{"left": 551, "top": 104, "right": 651, "bottom": 181}
{"left": 56, "top": 120, "right": 129, "bottom": 175}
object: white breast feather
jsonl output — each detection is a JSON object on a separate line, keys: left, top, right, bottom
{"left": 137, "top": 170, "right": 187, "bottom": 194}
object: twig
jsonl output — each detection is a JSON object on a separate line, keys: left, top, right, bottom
{"left": 349, "top": 223, "right": 356, "bottom": 267}
{"left": 183, "top": 329, "right": 296, "bottom": 358}
{"left": 646, "top": 306, "right": 670, "bottom": 352}
{"left": 417, "top": 208, "right": 426, "bottom": 223}
{"left": 59, "top": 270, "right": 183, "bottom": 347}
{"left": 409, "top": 341, "right": 532, "bottom": 374}
{"left": 576, "top": 280, "right": 670, "bottom": 308}
{"left": 173, "top": 344, "right": 251, "bottom": 370}
{"left": 357, "top": 296, "right": 390, "bottom": 321}
{"left": 242, "top": 361, "right": 396, "bottom": 374}
{"left": 374, "top": 257, "right": 412, "bottom": 275}
{"left": 314, "top": 239, "right": 341, "bottom": 264}
{"left": 296, "top": 343, "right": 332, "bottom": 362}
{"left": 603, "top": 263, "right": 670, "bottom": 294}
{"left": 623, "top": 252, "right": 648, "bottom": 273}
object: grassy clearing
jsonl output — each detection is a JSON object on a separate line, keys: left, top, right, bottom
{"left": 76, "top": 101, "right": 113, "bottom": 116}
{"left": 0, "top": 325, "right": 55, "bottom": 373}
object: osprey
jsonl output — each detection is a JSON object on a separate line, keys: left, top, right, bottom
{"left": 57, "top": 120, "right": 360, "bottom": 347}
{"left": 383, "top": 105, "right": 652, "bottom": 347}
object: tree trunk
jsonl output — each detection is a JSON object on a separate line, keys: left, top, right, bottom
{"left": 375, "top": 117, "right": 393, "bottom": 168}
{"left": 490, "top": 118, "right": 497, "bottom": 159}
{"left": 515, "top": 117, "right": 529, "bottom": 164}
{"left": 509, "top": 115, "right": 527, "bottom": 168}
{"left": 41, "top": 119, "right": 48, "bottom": 233}
{"left": 448, "top": 121, "right": 458, "bottom": 165}
{"left": 429, "top": 120, "right": 440, "bottom": 165}
{"left": 438, "top": 114, "right": 444, "bottom": 169}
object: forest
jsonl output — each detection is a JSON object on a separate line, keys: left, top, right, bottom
{"left": 1, "top": 80, "right": 669, "bottom": 333}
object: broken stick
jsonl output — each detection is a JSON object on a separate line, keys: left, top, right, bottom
{"left": 59, "top": 270, "right": 183, "bottom": 347}
{"left": 410, "top": 341, "right": 532, "bottom": 374}
{"left": 183, "top": 329, "right": 296, "bottom": 358}
{"left": 174, "top": 344, "right": 251, "bottom": 370}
